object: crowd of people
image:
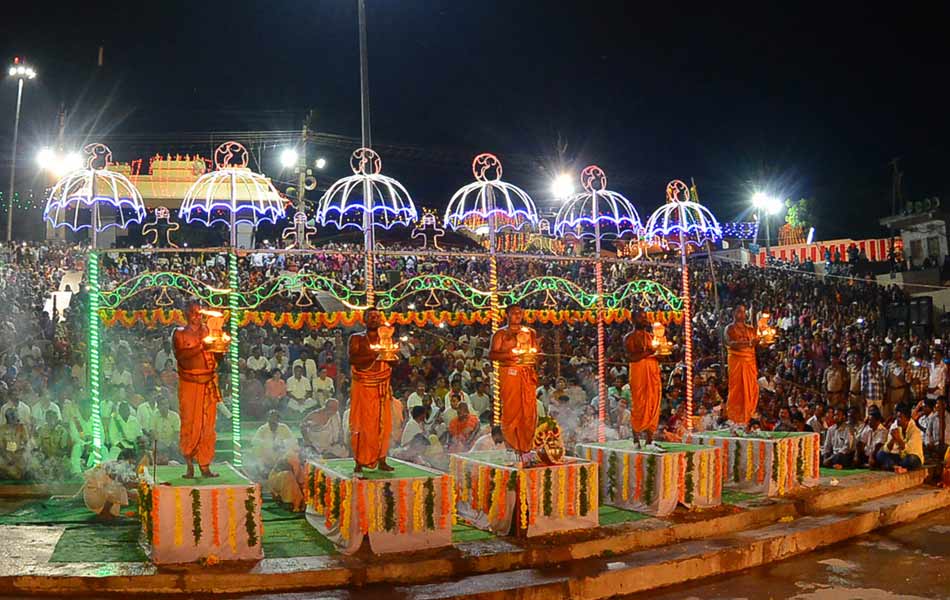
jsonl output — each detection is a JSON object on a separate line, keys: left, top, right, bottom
{"left": 0, "top": 238, "right": 942, "bottom": 501}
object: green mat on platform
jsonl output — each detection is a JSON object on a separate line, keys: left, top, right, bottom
{"left": 452, "top": 522, "right": 494, "bottom": 543}
{"left": 697, "top": 429, "right": 809, "bottom": 440}
{"left": 152, "top": 464, "right": 249, "bottom": 487}
{"left": 320, "top": 458, "right": 438, "bottom": 480}
{"left": 819, "top": 466, "right": 867, "bottom": 478}
{"left": 583, "top": 440, "right": 711, "bottom": 454}
{"left": 598, "top": 505, "right": 649, "bottom": 525}
{"left": 722, "top": 490, "right": 765, "bottom": 504}
{"left": 51, "top": 523, "right": 147, "bottom": 563}
{"left": 0, "top": 497, "right": 126, "bottom": 526}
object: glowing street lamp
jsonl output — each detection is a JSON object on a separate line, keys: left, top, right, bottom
{"left": 315, "top": 157, "right": 327, "bottom": 170}
{"left": 6, "top": 56, "right": 37, "bottom": 241}
{"left": 551, "top": 173, "right": 574, "bottom": 200}
{"left": 751, "top": 191, "right": 783, "bottom": 259}
{"left": 280, "top": 148, "right": 299, "bottom": 169}
{"left": 37, "top": 148, "right": 84, "bottom": 177}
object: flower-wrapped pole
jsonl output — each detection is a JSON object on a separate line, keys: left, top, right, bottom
{"left": 554, "top": 166, "right": 642, "bottom": 442}
{"left": 643, "top": 180, "right": 722, "bottom": 431}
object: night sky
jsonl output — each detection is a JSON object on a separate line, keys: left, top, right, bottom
{"left": 1, "top": 1, "right": 948, "bottom": 239}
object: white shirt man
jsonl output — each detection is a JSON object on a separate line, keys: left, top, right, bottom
{"left": 312, "top": 371, "right": 335, "bottom": 397}
{"left": 247, "top": 352, "right": 269, "bottom": 375}
{"left": 400, "top": 414, "right": 426, "bottom": 447}
{"left": 928, "top": 357, "right": 947, "bottom": 400}
{"left": 270, "top": 352, "right": 290, "bottom": 375}
{"left": 285, "top": 369, "right": 312, "bottom": 402}
{"left": 31, "top": 398, "right": 61, "bottom": 429}
{"left": 0, "top": 399, "right": 31, "bottom": 426}
{"left": 151, "top": 407, "right": 181, "bottom": 448}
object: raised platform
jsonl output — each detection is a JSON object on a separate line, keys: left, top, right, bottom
{"left": 450, "top": 451, "right": 599, "bottom": 537}
{"left": 140, "top": 463, "right": 263, "bottom": 564}
{"left": 684, "top": 429, "right": 820, "bottom": 496}
{"left": 0, "top": 464, "right": 942, "bottom": 596}
{"left": 577, "top": 440, "right": 722, "bottom": 516}
{"left": 304, "top": 458, "right": 453, "bottom": 554}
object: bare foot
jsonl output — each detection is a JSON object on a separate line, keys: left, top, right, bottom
{"left": 200, "top": 467, "right": 219, "bottom": 478}
{"left": 894, "top": 466, "right": 907, "bottom": 474}
{"left": 833, "top": 464, "right": 843, "bottom": 470}
{"left": 353, "top": 464, "right": 363, "bottom": 475}
{"left": 377, "top": 460, "right": 395, "bottom": 472}
{"left": 183, "top": 465, "right": 197, "bottom": 479}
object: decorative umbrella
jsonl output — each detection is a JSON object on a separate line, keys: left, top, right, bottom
{"left": 315, "top": 147, "right": 416, "bottom": 303}
{"left": 644, "top": 180, "right": 722, "bottom": 429}
{"left": 554, "top": 165, "right": 642, "bottom": 441}
{"left": 443, "top": 153, "right": 538, "bottom": 424}
{"left": 179, "top": 141, "right": 286, "bottom": 466}
{"left": 43, "top": 143, "right": 148, "bottom": 465}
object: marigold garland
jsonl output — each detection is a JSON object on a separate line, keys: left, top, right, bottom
{"left": 340, "top": 481, "right": 352, "bottom": 542}
{"left": 528, "top": 468, "right": 539, "bottom": 525}
{"left": 606, "top": 452, "right": 618, "bottom": 501}
{"left": 621, "top": 453, "right": 630, "bottom": 501}
{"left": 683, "top": 453, "right": 694, "bottom": 505}
{"left": 210, "top": 488, "right": 221, "bottom": 547}
{"left": 697, "top": 451, "right": 707, "bottom": 501}
{"left": 152, "top": 487, "right": 161, "bottom": 546}
{"left": 397, "top": 480, "right": 409, "bottom": 534}
{"left": 578, "top": 465, "right": 589, "bottom": 516}
{"left": 435, "top": 476, "right": 447, "bottom": 530}
{"left": 745, "top": 441, "right": 754, "bottom": 482}
{"left": 542, "top": 468, "right": 553, "bottom": 516}
{"left": 777, "top": 441, "right": 786, "bottom": 495}
{"left": 367, "top": 481, "right": 378, "bottom": 534}
{"left": 411, "top": 479, "right": 424, "bottom": 533}
{"left": 174, "top": 488, "right": 185, "bottom": 547}
{"left": 519, "top": 473, "right": 529, "bottom": 530}
{"left": 556, "top": 466, "right": 567, "bottom": 517}
{"left": 566, "top": 465, "right": 577, "bottom": 517}
{"left": 226, "top": 488, "right": 238, "bottom": 552}
{"left": 383, "top": 482, "right": 396, "bottom": 532}
{"left": 757, "top": 441, "right": 766, "bottom": 484}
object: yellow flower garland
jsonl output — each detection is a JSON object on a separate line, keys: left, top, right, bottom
{"left": 621, "top": 453, "right": 630, "bottom": 501}
{"left": 173, "top": 488, "right": 184, "bottom": 547}
{"left": 412, "top": 479, "right": 424, "bottom": 533}
{"left": 776, "top": 441, "right": 786, "bottom": 495}
{"left": 226, "top": 488, "right": 238, "bottom": 552}
{"left": 367, "top": 481, "right": 378, "bottom": 534}
{"left": 556, "top": 467, "right": 566, "bottom": 517}
{"left": 519, "top": 474, "right": 528, "bottom": 531}
{"left": 745, "top": 441, "right": 754, "bottom": 482}
{"left": 698, "top": 451, "right": 707, "bottom": 500}
{"left": 589, "top": 467, "right": 598, "bottom": 513}
{"left": 340, "top": 480, "right": 352, "bottom": 541}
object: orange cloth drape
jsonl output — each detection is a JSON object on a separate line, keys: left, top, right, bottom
{"left": 500, "top": 365, "right": 538, "bottom": 453}
{"left": 726, "top": 327, "right": 759, "bottom": 425}
{"left": 349, "top": 362, "right": 393, "bottom": 468}
{"left": 177, "top": 358, "right": 220, "bottom": 467}
{"left": 629, "top": 331, "right": 661, "bottom": 433}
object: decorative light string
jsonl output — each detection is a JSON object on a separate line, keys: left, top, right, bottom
{"left": 682, "top": 259, "right": 693, "bottom": 431}
{"left": 229, "top": 252, "right": 242, "bottom": 466}
{"left": 489, "top": 254, "right": 501, "bottom": 425}
{"left": 88, "top": 250, "right": 103, "bottom": 464}
{"left": 596, "top": 260, "right": 607, "bottom": 442}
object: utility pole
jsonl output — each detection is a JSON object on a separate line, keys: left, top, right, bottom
{"left": 888, "top": 158, "right": 903, "bottom": 271}
{"left": 47, "top": 104, "right": 68, "bottom": 241}
{"left": 295, "top": 111, "right": 313, "bottom": 247}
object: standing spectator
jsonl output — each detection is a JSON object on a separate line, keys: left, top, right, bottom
{"left": 822, "top": 354, "right": 848, "bottom": 409}
{"left": 859, "top": 350, "right": 885, "bottom": 417}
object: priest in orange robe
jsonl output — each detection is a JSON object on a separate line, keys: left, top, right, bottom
{"left": 489, "top": 305, "right": 539, "bottom": 461}
{"left": 173, "top": 303, "right": 222, "bottom": 478}
{"left": 624, "top": 311, "right": 661, "bottom": 445}
{"left": 725, "top": 303, "right": 760, "bottom": 426}
{"left": 348, "top": 307, "right": 397, "bottom": 474}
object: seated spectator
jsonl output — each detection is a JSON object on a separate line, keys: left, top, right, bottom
{"left": 856, "top": 409, "right": 886, "bottom": 467}
{"left": 875, "top": 406, "right": 924, "bottom": 473}
{"left": 264, "top": 369, "right": 287, "bottom": 413}
{"left": 0, "top": 394, "right": 31, "bottom": 428}
{"left": 448, "top": 402, "right": 480, "bottom": 452}
{"left": 312, "top": 366, "right": 335, "bottom": 399}
{"left": 470, "top": 425, "right": 506, "bottom": 452}
{"left": 0, "top": 409, "right": 30, "bottom": 479}
{"left": 31, "top": 394, "right": 62, "bottom": 431}
{"left": 251, "top": 410, "right": 298, "bottom": 479}
{"left": 300, "top": 399, "right": 345, "bottom": 458}
{"left": 34, "top": 411, "right": 71, "bottom": 478}
{"left": 822, "top": 407, "right": 856, "bottom": 468}
{"left": 81, "top": 449, "right": 137, "bottom": 519}
{"left": 285, "top": 365, "right": 316, "bottom": 415}
{"left": 400, "top": 406, "right": 428, "bottom": 448}
{"left": 150, "top": 397, "right": 181, "bottom": 462}
{"left": 106, "top": 402, "right": 143, "bottom": 461}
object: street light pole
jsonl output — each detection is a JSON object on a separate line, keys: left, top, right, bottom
{"left": 357, "top": 0, "right": 376, "bottom": 303}
{"left": 6, "top": 77, "right": 24, "bottom": 242}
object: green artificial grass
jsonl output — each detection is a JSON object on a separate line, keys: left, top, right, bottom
{"left": 152, "top": 463, "right": 249, "bottom": 487}
{"left": 452, "top": 522, "right": 494, "bottom": 543}
{"left": 721, "top": 490, "right": 764, "bottom": 504}
{"left": 51, "top": 523, "right": 147, "bottom": 563}
{"left": 320, "top": 458, "right": 438, "bottom": 480}
{"left": 698, "top": 429, "right": 810, "bottom": 440}
{"left": 582, "top": 440, "right": 713, "bottom": 454}
{"left": 819, "top": 466, "right": 867, "bottom": 478}
{"left": 598, "top": 505, "right": 649, "bottom": 525}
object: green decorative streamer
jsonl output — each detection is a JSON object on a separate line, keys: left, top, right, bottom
{"left": 772, "top": 441, "right": 780, "bottom": 482}
{"left": 191, "top": 489, "right": 203, "bottom": 544}
{"left": 424, "top": 478, "right": 436, "bottom": 530}
{"left": 579, "top": 466, "right": 590, "bottom": 516}
{"left": 383, "top": 482, "right": 396, "bottom": 532}
{"left": 88, "top": 250, "right": 103, "bottom": 464}
{"left": 507, "top": 471, "right": 518, "bottom": 491}
{"left": 229, "top": 253, "right": 242, "bottom": 466}
{"left": 733, "top": 442, "right": 742, "bottom": 483}
{"left": 139, "top": 484, "right": 153, "bottom": 542}
{"left": 331, "top": 479, "right": 341, "bottom": 522}
{"left": 487, "top": 469, "right": 497, "bottom": 515}
{"left": 543, "top": 468, "right": 553, "bottom": 516}
{"left": 796, "top": 439, "right": 805, "bottom": 483}
{"left": 684, "top": 452, "right": 695, "bottom": 505}
{"left": 607, "top": 451, "right": 618, "bottom": 501}
{"left": 644, "top": 454, "right": 656, "bottom": 504}
{"left": 244, "top": 487, "right": 258, "bottom": 546}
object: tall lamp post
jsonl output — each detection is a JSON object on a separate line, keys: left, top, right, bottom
{"left": 752, "top": 192, "right": 782, "bottom": 263}
{"left": 6, "top": 57, "right": 37, "bottom": 241}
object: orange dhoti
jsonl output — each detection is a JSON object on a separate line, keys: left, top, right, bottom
{"left": 726, "top": 346, "right": 759, "bottom": 425}
{"left": 629, "top": 357, "right": 661, "bottom": 433}
{"left": 349, "top": 362, "right": 393, "bottom": 468}
{"left": 500, "top": 364, "right": 538, "bottom": 453}
{"left": 177, "top": 366, "right": 220, "bottom": 467}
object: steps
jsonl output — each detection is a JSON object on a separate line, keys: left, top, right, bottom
{"left": 383, "top": 485, "right": 950, "bottom": 600}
